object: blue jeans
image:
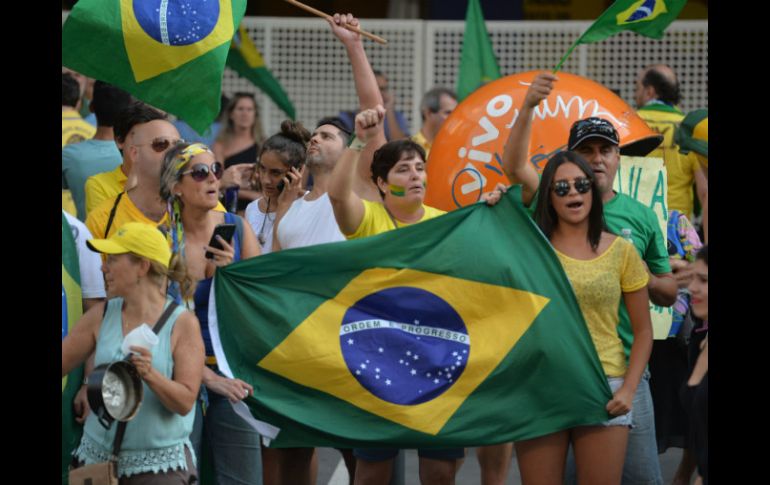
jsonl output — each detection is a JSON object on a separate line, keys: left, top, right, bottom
{"left": 191, "top": 387, "right": 263, "bottom": 485}
{"left": 564, "top": 370, "right": 663, "bottom": 485}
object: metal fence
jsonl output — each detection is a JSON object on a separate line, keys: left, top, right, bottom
{"left": 62, "top": 12, "right": 707, "bottom": 136}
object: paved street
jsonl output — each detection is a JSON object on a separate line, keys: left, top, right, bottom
{"left": 314, "top": 446, "right": 690, "bottom": 484}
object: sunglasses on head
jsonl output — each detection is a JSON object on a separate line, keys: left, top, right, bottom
{"left": 181, "top": 162, "right": 224, "bottom": 181}
{"left": 134, "top": 137, "right": 182, "bottom": 153}
{"left": 552, "top": 177, "right": 592, "bottom": 197}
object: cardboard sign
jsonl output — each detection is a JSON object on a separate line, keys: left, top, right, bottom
{"left": 615, "top": 156, "right": 673, "bottom": 340}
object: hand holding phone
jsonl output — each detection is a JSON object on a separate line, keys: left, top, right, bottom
{"left": 205, "top": 223, "right": 237, "bottom": 260}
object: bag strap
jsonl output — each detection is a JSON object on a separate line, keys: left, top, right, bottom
{"left": 152, "top": 302, "right": 179, "bottom": 335}
{"left": 109, "top": 301, "right": 179, "bottom": 463}
{"left": 104, "top": 191, "right": 125, "bottom": 238}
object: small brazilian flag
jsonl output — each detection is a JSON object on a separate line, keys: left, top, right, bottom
{"left": 554, "top": 0, "right": 687, "bottom": 72}
{"left": 62, "top": 213, "right": 84, "bottom": 483}
{"left": 456, "top": 0, "right": 502, "bottom": 101}
{"left": 227, "top": 25, "right": 296, "bottom": 120}
{"left": 210, "top": 187, "right": 613, "bottom": 447}
{"left": 62, "top": 0, "right": 248, "bottom": 133}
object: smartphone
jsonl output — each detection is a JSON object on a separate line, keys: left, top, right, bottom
{"left": 205, "top": 224, "right": 237, "bottom": 259}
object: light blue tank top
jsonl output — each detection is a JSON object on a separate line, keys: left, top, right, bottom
{"left": 74, "top": 297, "right": 196, "bottom": 477}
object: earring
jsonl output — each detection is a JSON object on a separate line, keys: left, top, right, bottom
{"left": 174, "top": 193, "right": 182, "bottom": 197}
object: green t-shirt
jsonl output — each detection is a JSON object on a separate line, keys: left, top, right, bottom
{"left": 604, "top": 192, "right": 671, "bottom": 358}
{"left": 526, "top": 188, "right": 670, "bottom": 359}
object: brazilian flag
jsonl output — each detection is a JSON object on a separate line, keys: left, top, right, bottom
{"left": 227, "top": 25, "right": 296, "bottom": 120}
{"left": 555, "top": 0, "right": 687, "bottom": 71}
{"left": 210, "top": 187, "right": 613, "bottom": 447}
{"left": 62, "top": 213, "right": 84, "bottom": 483}
{"left": 62, "top": 0, "right": 248, "bottom": 134}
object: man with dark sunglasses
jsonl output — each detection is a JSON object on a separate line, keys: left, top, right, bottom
{"left": 501, "top": 72, "right": 677, "bottom": 485}
{"left": 85, "top": 102, "right": 229, "bottom": 240}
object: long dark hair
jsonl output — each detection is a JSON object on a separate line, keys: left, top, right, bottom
{"left": 533, "top": 151, "right": 606, "bottom": 251}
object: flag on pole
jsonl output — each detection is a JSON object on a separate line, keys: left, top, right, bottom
{"left": 62, "top": 0, "right": 248, "bottom": 133}
{"left": 554, "top": 0, "right": 688, "bottom": 72}
{"left": 209, "top": 186, "right": 613, "bottom": 448}
{"left": 457, "top": 0, "right": 502, "bottom": 101}
{"left": 62, "top": 213, "right": 84, "bottom": 483}
{"left": 227, "top": 25, "right": 296, "bottom": 119}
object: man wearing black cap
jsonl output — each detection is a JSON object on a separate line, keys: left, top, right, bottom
{"left": 502, "top": 72, "right": 677, "bottom": 485}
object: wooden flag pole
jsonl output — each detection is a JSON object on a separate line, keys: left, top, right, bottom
{"left": 284, "top": 0, "right": 388, "bottom": 45}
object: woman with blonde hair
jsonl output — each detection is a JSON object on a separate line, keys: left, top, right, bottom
{"left": 63, "top": 221, "right": 204, "bottom": 483}
{"left": 160, "top": 141, "right": 262, "bottom": 484}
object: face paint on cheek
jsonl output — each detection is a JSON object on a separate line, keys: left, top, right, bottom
{"left": 389, "top": 184, "right": 406, "bottom": 197}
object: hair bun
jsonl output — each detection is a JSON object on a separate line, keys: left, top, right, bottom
{"left": 280, "top": 120, "right": 311, "bottom": 145}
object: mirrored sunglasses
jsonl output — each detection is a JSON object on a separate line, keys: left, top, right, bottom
{"left": 552, "top": 177, "right": 592, "bottom": 197}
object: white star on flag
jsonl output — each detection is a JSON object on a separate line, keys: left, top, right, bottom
{"left": 347, "top": 339, "right": 354, "bottom": 345}
{"left": 386, "top": 379, "right": 392, "bottom": 385}
{"left": 411, "top": 369, "right": 417, "bottom": 376}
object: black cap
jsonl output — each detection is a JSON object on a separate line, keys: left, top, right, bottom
{"left": 568, "top": 117, "right": 620, "bottom": 150}
{"left": 316, "top": 116, "right": 352, "bottom": 137}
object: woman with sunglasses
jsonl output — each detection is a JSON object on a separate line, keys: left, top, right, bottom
{"left": 508, "top": 151, "right": 653, "bottom": 485}
{"left": 213, "top": 93, "right": 265, "bottom": 213}
{"left": 63, "top": 222, "right": 204, "bottom": 483}
{"left": 160, "top": 142, "right": 263, "bottom": 485}
{"left": 245, "top": 120, "right": 310, "bottom": 254}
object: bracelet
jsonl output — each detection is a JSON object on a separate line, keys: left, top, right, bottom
{"left": 347, "top": 136, "right": 366, "bottom": 152}
{"left": 82, "top": 375, "right": 89, "bottom": 386}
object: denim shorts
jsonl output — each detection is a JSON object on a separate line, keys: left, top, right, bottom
{"left": 353, "top": 447, "right": 465, "bottom": 461}
{"left": 601, "top": 376, "right": 634, "bottom": 428}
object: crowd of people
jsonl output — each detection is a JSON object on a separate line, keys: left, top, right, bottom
{"left": 62, "top": 12, "right": 708, "bottom": 485}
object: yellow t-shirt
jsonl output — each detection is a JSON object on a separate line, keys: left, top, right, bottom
{"left": 86, "top": 192, "right": 169, "bottom": 239}
{"left": 638, "top": 106, "right": 701, "bottom": 218}
{"left": 411, "top": 131, "right": 432, "bottom": 160}
{"left": 555, "top": 237, "right": 649, "bottom": 377}
{"left": 347, "top": 199, "right": 446, "bottom": 239}
{"left": 62, "top": 109, "right": 96, "bottom": 147}
{"left": 86, "top": 191, "right": 227, "bottom": 238}
{"left": 85, "top": 165, "right": 128, "bottom": 216}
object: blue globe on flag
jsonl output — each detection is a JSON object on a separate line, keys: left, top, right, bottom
{"left": 133, "top": 0, "right": 219, "bottom": 46}
{"left": 340, "top": 287, "right": 470, "bottom": 406}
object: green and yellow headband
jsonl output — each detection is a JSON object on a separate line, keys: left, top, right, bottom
{"left": 174, "top": 143, "right": 213, "bottom": 172}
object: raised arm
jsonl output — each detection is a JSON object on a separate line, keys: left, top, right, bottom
{"left": 327, "top": 13, "right": 383, "bottom": 110}
{"left": 329, "top": 107, "right": 386, "bottom": 234}
{"left": 501, "top": 72, "right": 558, "bottom": 205}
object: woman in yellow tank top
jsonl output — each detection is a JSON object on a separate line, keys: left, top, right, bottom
{"left": 514, "top": 151, "right": 653, "bottom": 485}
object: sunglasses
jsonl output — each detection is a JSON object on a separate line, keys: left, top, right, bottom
{"left": 133, "top": 137, "right": 183, "bottom": 153}
{"left": 552, "top": 177, "right": 592, "bottom": 197}
{"left": 180, "top": 162, "right": 224, "bottom": 182}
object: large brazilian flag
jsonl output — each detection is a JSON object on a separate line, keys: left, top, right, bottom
{"left": 210, "top": 187, "right": 613, "bottom": 447}
{"left": 62, "top": 0, "right": 248, "bottom": 134}
{"left": 62, "top": 213, "right": 84, "bottom": 483}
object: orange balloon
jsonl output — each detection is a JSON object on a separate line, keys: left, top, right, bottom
{"left": 425, "top": 71, "right": 662, "bottom": 211}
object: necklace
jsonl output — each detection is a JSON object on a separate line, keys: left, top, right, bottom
{"left": 257, "top": 197, "right": 275, "bottom": 246}
{"left": 383, "top": 204, "right": 400, "bottom": 231}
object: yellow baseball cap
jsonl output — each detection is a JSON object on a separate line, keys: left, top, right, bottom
{"left": 87, "top": 222, "right": 171, "bottom": 268}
